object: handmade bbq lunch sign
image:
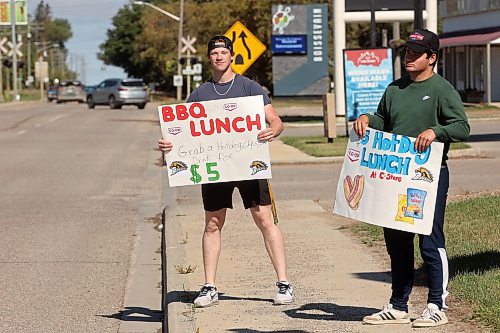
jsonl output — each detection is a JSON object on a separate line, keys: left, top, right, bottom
{"left": 334, "top": 128, "right": 444, "bottom": 235}
{"left": 158, "top": 95, "right": 271, "bottom": 187}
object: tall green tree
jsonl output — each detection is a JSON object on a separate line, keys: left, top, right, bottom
{"left": 34, "top": 0, "right": 51, "bottom": 24}
{"left": 102, "top": 0, "right": 419, "bottom": 93}
{"left": 30, "top": 1, "right": 74, "bottom": 81}
{"left": 98, "top": 6, "right": 152, "bottom": 81}
{"left": 45, "top": 19, "right": 72, "bottom": 47}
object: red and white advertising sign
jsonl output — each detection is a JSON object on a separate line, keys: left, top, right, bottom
{"left": 158, "top": 95, "right": 272, "bottom": 187}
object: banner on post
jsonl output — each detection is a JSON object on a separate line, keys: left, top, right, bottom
{"left": 158, "top": 95, "right": 272, "bottom": 187}
{"left": 334, "top": 128, "right": 444, "bottom": 235}
{"left": 343, "top": 48, "right": 393, "bottom": 121}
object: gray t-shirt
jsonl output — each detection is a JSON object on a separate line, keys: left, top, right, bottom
{"left": 187, "top": 74, "right": 271, "bottom": 105}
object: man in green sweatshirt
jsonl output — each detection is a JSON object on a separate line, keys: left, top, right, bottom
{"left": 353, "top": 29, "right": 470, "bottom": 328}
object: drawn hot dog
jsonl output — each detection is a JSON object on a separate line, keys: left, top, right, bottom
{"left": 343, "top": 175, "right": 354, "bottom": 203}
{"left": 343, "top": 174, "right": 365, "bottom": 210}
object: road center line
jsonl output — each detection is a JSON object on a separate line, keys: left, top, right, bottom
{"left": 18, "top": 130, "right": 26, "bottom": 135}
{"left": 49, "top": 114, "right": 67, "bottom": 123}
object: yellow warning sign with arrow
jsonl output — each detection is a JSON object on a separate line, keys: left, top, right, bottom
{"left": 225, "top": 21, "right": 266, "bottom": 75}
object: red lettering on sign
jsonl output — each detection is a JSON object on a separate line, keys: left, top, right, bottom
{"left": 201, "top": 119, "right": 215, "bottom": 136}
{"left": 232, "top": 117, "right": 245, "bottom": 132}
{"left": 162, "top": 106, "right": 175, "bottom": 122}
{"left": 216, "top": 118, "right": 231, "bottom": 133}
{"left": 190, "top": 121, "right": 201, "bottom": 137}
{"left": 176, "top": 105, "right": 189, "bottom": 120}
{"left": 189, "top": 114, "right": 262, "bottom": 136}
{"left": 246, "top": 114, "right": 262, "bottom": 131}
{"left": 190, "top": 103, "right": 207, "bottom": 118}
{"left": 162, "top": 103, "right": 207, "bottom": 123}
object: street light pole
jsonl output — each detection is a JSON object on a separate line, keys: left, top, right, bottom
{"left": 133, "top": 0, "right": 184, "bottom": 101}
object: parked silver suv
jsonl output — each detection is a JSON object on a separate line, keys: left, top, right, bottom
{"left": 86, "top": 78, "right": 148, "bottom": 109}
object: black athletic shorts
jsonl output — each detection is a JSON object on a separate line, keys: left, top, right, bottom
{"left": 201, "top": 179, "right": 271, "bottom": 211}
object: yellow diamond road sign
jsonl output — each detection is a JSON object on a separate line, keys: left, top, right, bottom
{"left": 225, "top": 21, "right": 266, "bottom": 75}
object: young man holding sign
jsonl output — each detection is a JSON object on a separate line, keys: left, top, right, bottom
{"left": 353, "top": 29, "right": 469, "bottom": 327}
{"left": 159, "top": 36, "right": 293, "bottom": 308}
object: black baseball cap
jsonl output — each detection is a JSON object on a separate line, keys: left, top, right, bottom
{"left": 405, "top": 29, "right": 440, "bottom": 53}
{"left": 207, "top": 35, "right": 233, "bottom": 55}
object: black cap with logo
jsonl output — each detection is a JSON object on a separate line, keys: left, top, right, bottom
{"left": 405, "top": 29, "right": 440, "bottom": 53}
{"left": 207, "top": 35, "right": 234, "bottom": 55}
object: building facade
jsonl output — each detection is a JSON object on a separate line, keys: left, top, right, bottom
{"left": 440, "top": 0, "right": 500, "bottom": 103}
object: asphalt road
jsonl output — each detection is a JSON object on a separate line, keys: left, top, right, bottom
{"left": 0, "top": 101, "right": 161, "bottom": 332}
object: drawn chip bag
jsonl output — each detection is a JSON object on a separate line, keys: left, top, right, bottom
{"left": 405, "top": 188, "right": 427, "bottom": 219}
{"left": 395, "top": 194, "right": 414, "bottom": 224}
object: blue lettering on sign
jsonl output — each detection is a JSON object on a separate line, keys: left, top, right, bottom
{"left": 359, "top": 130, "right": 431, "bottom": 175}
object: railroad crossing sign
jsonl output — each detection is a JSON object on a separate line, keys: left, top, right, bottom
{"left": 224, "top": 21, "right": 266, "bottom": 75}
{"left": 7, "top": 40, "right": 22, "bottom": 57}
{"left": 0, "top": 37, "right": 7, "bottom": 55}
{"left": 181, "top": 35, "right": 197, "bottom": 54}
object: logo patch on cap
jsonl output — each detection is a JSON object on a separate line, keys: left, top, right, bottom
{"left": 409, "top": 32, "right": 425, "bottom": 41}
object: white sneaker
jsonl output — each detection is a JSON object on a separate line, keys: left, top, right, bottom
{"left": 363, "top": 304, "right": 411, "bottom": 325}
{"left": 412, "top": 303, "right": 449, "bottom": 327}
{"left": 273, "top": 281, "right": 294, "bottom": 305}
{"left": 193, "top": 284, "right": 218, "bottom": 308}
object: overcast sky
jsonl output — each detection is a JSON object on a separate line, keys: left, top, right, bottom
{"left": 28, "top": 0, "right": 130, "bottom": 84}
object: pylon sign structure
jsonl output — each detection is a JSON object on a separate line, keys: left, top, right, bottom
{"left": 224, "top": 21, "right": 266, "bottom": 75}
{"left": 0, "top": 0, "right": 28, "bottom": 25}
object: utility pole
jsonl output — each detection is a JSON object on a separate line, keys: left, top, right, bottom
{"left": 393, "top": 22, "right": 401, "bottom": 79}
{"left": 27, "top": 26, "right": 32, "bottom": 86}
{"left": 49, "top": 48, "right": 54, "bottom": 80}
{"left": 0, "top": 58, "right": 4, "bottom": 103}
{"left": 80, "top": 56, "right": 86, "bottom": 84}
{"left": 10, "top": 0, "right": 18, "bottom": 101}
{"left": 414, "top": 0, "right": 424, "bottom": 29}
{"left": 186, "top": 49, "right": 191, "bottom": 97}
{"left": 370, "top": 0, "right": 376, "bottom": 47}
{"left": 176, "top": 0, "right": 184, "bottom": 101}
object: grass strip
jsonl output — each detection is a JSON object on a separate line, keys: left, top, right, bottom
{"left": 349, "top": 194, "right": 500, "bottom": 331}
{"left": 281, "top": 136, "right": 471, "bottom": 157}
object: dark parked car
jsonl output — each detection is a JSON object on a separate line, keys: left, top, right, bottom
{"left": 56, "top": 80, "right": 86, "bottom": 103}
{"left": 86, "top": 78, "right": 148, "bottom": 109}
{"left": 47, "top": 86, "right": 57, "bottom": 102}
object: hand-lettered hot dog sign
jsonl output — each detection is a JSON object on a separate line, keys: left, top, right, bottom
{"left": 334, "top": 128, "right": 444, "bottom": 235}
{"left": 158, "top": 95, "right": 272, "bottom": 187}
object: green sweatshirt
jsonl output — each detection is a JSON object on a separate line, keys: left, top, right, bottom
{"left": 367, "top": 73, "right": 470, "bottom": 163}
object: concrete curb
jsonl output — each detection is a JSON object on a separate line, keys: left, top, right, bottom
{"left": 271, "top": 156, "right": 344, "bottom": 165}
{"left": 448, "top": 147, "right": 482, "bottom": 158}
{"left": 270, "top": 148, "right": 482, "bottom": 166}
{"left": 162, "top": 179, "right": 196, "bottom": 333}
{"left": 119, "top": 139, "right": 163, "bottom": 333}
